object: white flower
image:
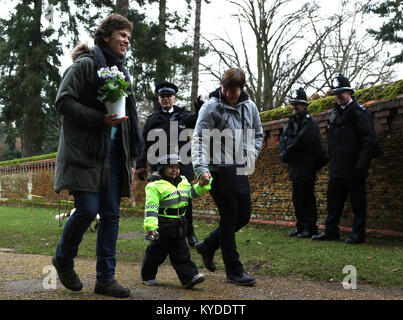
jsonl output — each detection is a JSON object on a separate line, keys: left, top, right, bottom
{"left": 97, "top": 67, "right": 111, "bottom": 79}
{"left": 116, "top": 70, "right": 125, "bottom": 81}
{"left": 97, "top": 66, "right": 125, "bottom": 80}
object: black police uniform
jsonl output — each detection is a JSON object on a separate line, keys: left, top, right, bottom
{"left": 279, "top": 89, "right": 328, "bottom": 236}
{"left": 136, "top": 82, "right": 198, "bottom": 242}
{"left": 316, "top": 75, "right": 378, "bottom": 243}
{"left": 325, "top": 99, "right": 377, "bottom": 238}
{"left": 136, "top": 105, "right": 197, "bottom": 179}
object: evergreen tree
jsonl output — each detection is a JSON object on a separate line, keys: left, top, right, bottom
{"left": 127, "top": 0, "right": 202, "bottom": 116}
{"left": 0, "top": 0, "right": 115, "bottom": 159}
{"left": 366, "top": 0, "right": 403, "bottom": 64}
{"left": 0, "top": 0, "right": 62, "bottom": 158}
{"left": 0, "top": 0, "right": 206, "bottom": 159}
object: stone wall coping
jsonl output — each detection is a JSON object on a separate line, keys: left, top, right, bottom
{"left": 0, "top": 158, "right": 56, "bottom": 170}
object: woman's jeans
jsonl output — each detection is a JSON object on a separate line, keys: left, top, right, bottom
{"left": 55, "top": 144, "right": 122, "bottom": 282}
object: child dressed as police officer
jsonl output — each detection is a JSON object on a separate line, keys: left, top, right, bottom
{"left": 141, "top": 154, "right": 212, "bottom": 288}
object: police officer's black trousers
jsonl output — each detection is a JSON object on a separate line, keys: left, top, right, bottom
{"left": 141, "top": 236, "right": 198, "bottom": 285}
{"left": 325, "top": 177, "right": 367, "bottom": 236}
{"left": 202, "top": 171, "right": 251, "bottom": 276}
{"left": 292, "top": 178, "right": 318, "bottom": 233}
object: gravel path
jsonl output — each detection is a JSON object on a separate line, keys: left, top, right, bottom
{"left": 0, "top": 251, "right": 402, "bottom": 300}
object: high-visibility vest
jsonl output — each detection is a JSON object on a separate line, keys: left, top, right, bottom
{"left": 143, "top": 176, "right": 212, "bottom": 232}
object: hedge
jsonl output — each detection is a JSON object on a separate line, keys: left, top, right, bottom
{"left": 260, "top": 79, "right": 403, "bottom": 122}
{"left": 0, "top": 152, "right": 57, "bottom": 167}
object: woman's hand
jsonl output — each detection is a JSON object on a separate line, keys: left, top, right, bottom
{"left": 105, "top": 113, "right": 128, "bottom": 126}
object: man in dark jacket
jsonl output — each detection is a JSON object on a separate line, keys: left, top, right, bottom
{"left": 279, "top": 88, "right": 329, "bottom": 238}
{"left": 52, "top": 14, "right": 142, "bottom": 298}
{"left": 135, "top": 82, "right": 199, "bottom": 247}
{"left": 312, "top": 74, "right": 378, "bottom": 244}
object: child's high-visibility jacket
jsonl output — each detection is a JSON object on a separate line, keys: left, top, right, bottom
{"left": 143, "top": 174, "right": 212, "bottom": 232}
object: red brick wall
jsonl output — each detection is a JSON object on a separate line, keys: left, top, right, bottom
{"left": 1, "top": 96, "right": 403, "bottom": 232}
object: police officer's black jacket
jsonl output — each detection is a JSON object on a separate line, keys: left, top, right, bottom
{"left": 136, "top": 106, "right": 197, "bottom": 180}
{"left": 279, "top": 109, "right": 329, "bottom": 182}
{"left": 327, "top": 99, "right": 377, "bottom": 179}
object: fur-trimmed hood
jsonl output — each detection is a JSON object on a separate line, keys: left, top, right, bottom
{"left": 71, "top": 43, "right": 92, "bottom": 62}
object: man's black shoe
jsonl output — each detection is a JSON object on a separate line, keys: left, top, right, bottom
{"left": 345, "top": 233, "right": 365, "bottom": 244}
{"left": 226, "top": 272, "right": 256, "bottom": 286}
{"left": 94, "top": 280, "right": 131, "bottom": 298}
{"left": 288, "top": 229, "right": 303, "bottom": 237}
{"left": 187, "top": 233, "right": 198, "bottom": 248}
{"left": 52, "top": 256, "right": 83, "bottom": 292}
{"left": 312, "top": 232, "right": 339, "bottom": 241}
{"left": 297, "top": 230, "right": 317, "bottom": 238}
{"left": 195, "top": 241, "right": 216, "bottom": 272}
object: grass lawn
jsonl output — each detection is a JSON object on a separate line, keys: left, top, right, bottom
{"left": 0, "top": 205, "right": 402, "bottom": 289}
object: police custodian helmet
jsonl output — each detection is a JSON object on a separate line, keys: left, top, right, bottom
{"left": 289, "top": 87, "right": 309, "bottom": 105}
{"left": 330, "top": 74, "right": 354, "bottom": 95}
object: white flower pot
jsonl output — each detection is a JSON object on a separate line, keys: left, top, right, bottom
{"left": 105, "top": 96, "right": 126, "bottom": 119}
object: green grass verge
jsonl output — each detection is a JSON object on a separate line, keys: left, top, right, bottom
{"left": 0, "top": 206, "right": 402, "bottom": 289}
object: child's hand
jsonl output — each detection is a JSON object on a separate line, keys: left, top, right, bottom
{"left": 147, "top": 229, "right": 159, "bottom": 240}
{"left": 198, "top": 172, "right": 211, "bottom": 186}
{"left": 148, "top": 230, "right": 156, "bottom": 236}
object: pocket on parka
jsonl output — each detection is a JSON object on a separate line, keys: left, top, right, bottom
{"left": 63, "top": 123, "right": 103, "bottom": 167}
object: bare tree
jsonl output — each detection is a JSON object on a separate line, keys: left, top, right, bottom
{"left": 302, "top": 0, "right": 394, "bottom": 95}
{"left": 202, "top": 0, "right": 337, "bottom": 110}
{"left": 190, "top": 0, "right": 202, "bottom": 112}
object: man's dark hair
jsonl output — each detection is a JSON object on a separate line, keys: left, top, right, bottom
{"left": 221, "top": 68, "right": 246, "bottom": 89}
{"left": 94, "top": 14, "right": 133, "bottom": 46}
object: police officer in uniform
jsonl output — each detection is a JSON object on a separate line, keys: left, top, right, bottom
{"left": 312, "top": 74, "right": 378, "bottom": 244}
{"left": 135, "top": 82, "right": 200, "bottom": 247}
{"left": 279, "top": 88, "right": 329, "bottom": 238}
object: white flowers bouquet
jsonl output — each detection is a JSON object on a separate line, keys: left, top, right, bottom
{"left": 97, "top": 66, "right": 131, "bottom": 103}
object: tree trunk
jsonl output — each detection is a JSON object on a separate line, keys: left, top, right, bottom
{"left": 115, "top": 0, "right": 129, "bottom": 17}
{"left": 23, "top": 0, "right": 44, "bottom": 157}
{"left": 190, "top": 0, "right": 202, "bottom": 112}
{"left": 156, "top": 0, "right": 167, "bottom": 83}
{"left": 154, "top": 0, "right": 167, "bottom": 110}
